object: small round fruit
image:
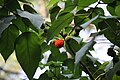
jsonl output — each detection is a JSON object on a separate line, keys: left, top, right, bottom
{"left": 107, "top": 48, "right": 116, "bottom": 57}
{"left": 54, "top": 39, "right": 64, "bottom": 48}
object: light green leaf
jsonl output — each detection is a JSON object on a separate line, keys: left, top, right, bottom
{"left": 0, "top": 24, "right": 19, "bottom": 61}
{"left": 115, "top": 5, "right": 120, "bottom": 17}
{"left": 17, "top": 9, "right": 44, "bottom": 30}
{"left": 75, "top": 37, "right": 95, "bottom": 64}
{"left": 80, "top": 14, "right": 99, "bottom": 29}
{"left": 47, "top": 0, "right": 61, "bottom": 8}
{"left": 15, "top": 32, "right": 41, "bottom": 79}
{"left": 47, "top": 13, "right": 74, "bottom": 41}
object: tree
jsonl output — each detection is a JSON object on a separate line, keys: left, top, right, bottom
{"left": 0, "top": 0, "right": 120, "bottom": 80}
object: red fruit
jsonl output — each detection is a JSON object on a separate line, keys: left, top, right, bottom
{"left": 54, "top": 39, "right": 64, "bottom": 48}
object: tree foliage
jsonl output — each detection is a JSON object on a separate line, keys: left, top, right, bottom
{"left": 0, "top": 0, "right": 120, "bottom": 80}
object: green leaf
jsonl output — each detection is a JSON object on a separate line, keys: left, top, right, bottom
{"left": 0, "top": 0, "right": 4, "bottom": 6}
{"left": 0, "top": 24, "right": 19, "bottom": 61}
{"left": 47, "top": 0, "right": 60, "bottom": 8}
{"left": 15, "top": 32, "right": 41, "bottom": 79}
{"left": 107, "top": 5, "right": 116, "bottom": 15}
{"left": 58, "top": 52, "right": 67, "bottom": 62}
{"left": 39, "top": 71, "right": 52, "bottom": 80}
{"left": 17, "top": 9, "right": 44, "bottom": 31}
{"left": 5, "top": 0, "right": 21, "bottom": 11}
{"left": 102, "top": 0, "right": 115, "bottom": 3}
{"left": 50, "top": 6, "right": 61, "bottom": 22}
{"left": 99, "top": 62, "right": 109, "bottom": 70}
{"left": 80, "top": 14, "right": 99, "bottom": 29}
{"left": 0, "top": 7, "right": 8, "bottom": 19}
{"left": 115, "top": 5, "right": 120, "bottom": 17}
{"left": 12, "top": 16, "right": 27, "bottom": 32}
{"left": 47, "top": 13, "right": 74, "bottom": 41}
{"left": 65, "top": 38, "right": 82, "bottom": 57}
{"left": 75, "top": 37, "right": 95, "bottom": 65}
{"left": 51, "top": 45, "right": 60, "bottom": 61}
{"left": 98, "top": 19, "right": 120, "bottom": 47}
{"left": 63, "top": 59, "right": 74, "bottom": 73}
{"left": 106, "top": 61, "right": 120, "bottom": 80}
{"left": 23, "top": 4, "right": 37, "bottom": 13}
{"left": 77, "top": 0, "right": 97, "bottom": 9}
{"left": 0, "top": 16, "right": 16, "bottom": 37}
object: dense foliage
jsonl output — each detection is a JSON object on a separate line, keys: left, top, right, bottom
{"left": 0, "top": 0, "right": 120, "bottom": 80}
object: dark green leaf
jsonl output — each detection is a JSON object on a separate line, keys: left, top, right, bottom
{"left": 17, "top": 9, "right": 44, "bottom": 31}
{"left": 51, "top": 45, "right": 60, "bottom": 61}
{"left": 63, "top": 59, "right": 74, "bottom": 72}
{"left": 23, "top": 4, "right": 37, "bottom": 13}
{"left": 47, "top": 13, "right": 74, "bottom": 41}
{"left": 98, "top": 19, "right": 120, "bottom": 47}
{"left": 58, "top": 52, "right": 67, "bottom": 62}
{"left": 50, "top": 6, "right": 61, "bottom": 22}
{"left": 0, "top": 0, "right": 4, "bottom": 6}
{"left": 39, "top": 71, "right": 52, "bottom": 80}
{"left": 102, "top": 0, "right": 115, "bottom": 3}
{"left": 0, "top": 7, "right": 8, "bottom": 19}
{"left": 15, "top": 32, "right": 41, "bottom": 79}
{"left": 12, "top": 16, "right": 27, "bottom": 32}
{"left": 65, "top": 38, "right": 82, "bottom": 57}
{"left": 0, "top": 24, "right": 19, "bottom": 61}
{"left": 4, "top": 0, "right": 21, "bottom": 11}
{"left": 107, "top": 5, "right": 116, "bottom": 15}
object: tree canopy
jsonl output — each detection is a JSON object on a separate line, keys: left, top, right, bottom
{"left": 0, "top": 0, "right": 120, "bottom": 80}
